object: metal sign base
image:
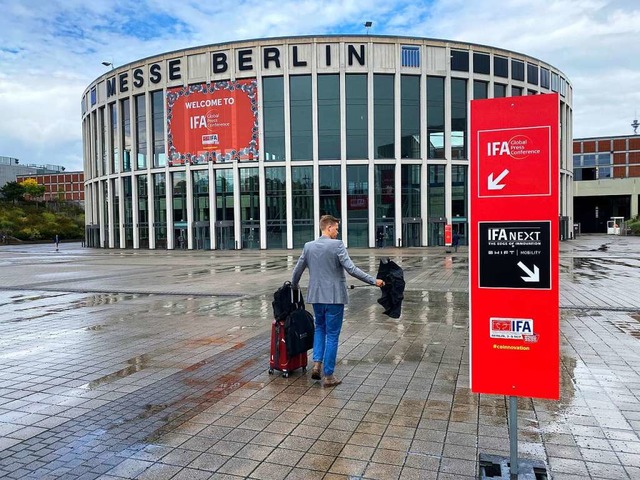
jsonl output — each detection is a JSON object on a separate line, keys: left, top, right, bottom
{"left": 478, "top": 453, "right": 548, "bottom": 479}
{"left": 478, "top": 397, "right": 548, "bottom": 479}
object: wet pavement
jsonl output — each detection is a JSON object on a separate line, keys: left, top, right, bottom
{"left": 0, "top": 235, "right": 639, "bottom": 479}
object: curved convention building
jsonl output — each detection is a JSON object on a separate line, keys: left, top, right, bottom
{"left": 81, "top": 35, "right": 573, "bottom": 250}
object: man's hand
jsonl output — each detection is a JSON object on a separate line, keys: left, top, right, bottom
{"left": 376, "top": 279, "right": 385, "bottom": 287}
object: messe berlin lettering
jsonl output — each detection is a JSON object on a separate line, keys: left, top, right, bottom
{"left": 105, "top": 44, "right": 366, "bottom": 98}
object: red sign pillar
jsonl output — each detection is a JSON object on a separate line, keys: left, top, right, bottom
{"left": 470, "top": 94, "right": 559, "bottom": 400}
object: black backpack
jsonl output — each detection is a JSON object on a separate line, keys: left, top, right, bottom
{"left": 285, "top": 308, "right": 315, "bottom": 357}
{"left": 272, "top": 281, "right": 304, "bottom": 321}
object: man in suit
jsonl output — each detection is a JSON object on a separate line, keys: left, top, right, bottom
{"left": 292, "top": 215, "right": 384, "bottom": 387}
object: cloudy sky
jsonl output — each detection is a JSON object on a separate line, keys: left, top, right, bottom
{"left": 0, "top": 0, "right": 638, "bottom": 172}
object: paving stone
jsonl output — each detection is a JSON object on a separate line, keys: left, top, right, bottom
{"left": 0, "top": 238, "right": 639, "bottom": 479}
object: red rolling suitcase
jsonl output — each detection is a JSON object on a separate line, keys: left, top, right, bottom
{"left": 268, "top": 319, "right": 308, "bottom": 378}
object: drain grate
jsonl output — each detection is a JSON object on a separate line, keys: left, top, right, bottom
{"left": 479, "top": 453, "right": 548, "bottom": 480}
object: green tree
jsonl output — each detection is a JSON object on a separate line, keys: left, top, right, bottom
{"left": 0, "top": 181, "right": 25, "bottom": 203}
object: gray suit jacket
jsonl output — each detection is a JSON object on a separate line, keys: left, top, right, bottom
{"left": 291, "top": 235, "right": 376, "bottom": 305}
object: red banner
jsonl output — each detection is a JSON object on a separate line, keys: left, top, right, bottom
{"left": 444, "top": 224, "right": 452, "bottom": 246}
{"left": 470, "top": 94, "right": 559, "bottom": 400}
{"left": 167, "top": 80, "right": 259, "bottom": 164}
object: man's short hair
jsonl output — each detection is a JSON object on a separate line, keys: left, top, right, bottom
{"left": 320, "top": 215, "right": 340, "bottom": 232}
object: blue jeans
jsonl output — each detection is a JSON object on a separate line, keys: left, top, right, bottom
{"left": 312, "top": 303, "right": 345, "bottom": 376}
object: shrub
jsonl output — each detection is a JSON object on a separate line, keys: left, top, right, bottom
{"left": 627, "top": 217, "right": 640, "bottom": 236}
{"left": 0, "top": 200, "right": 84, "bottom": 241}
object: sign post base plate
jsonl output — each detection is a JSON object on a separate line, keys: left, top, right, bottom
{"left": 478, "top": 453, "right": 547, "bottom": 479}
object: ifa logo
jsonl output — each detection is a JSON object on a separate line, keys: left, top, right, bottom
{"left": 490, "top": 317, "right": 535, "bottom": 340}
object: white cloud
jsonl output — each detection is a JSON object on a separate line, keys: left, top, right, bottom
{"left": 0, "top": 0, "right": 639, "bottom": 171}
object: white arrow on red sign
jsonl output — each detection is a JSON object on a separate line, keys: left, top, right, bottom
{"left": 517, "top": 261, "right": 539, "bottom": 282}
{"left": 488, "top": 169, "right": 510, "bottom": 190}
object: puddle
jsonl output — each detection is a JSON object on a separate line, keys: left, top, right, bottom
{"left": 75, "top": 293, "right": 145, "bottom": 307}
{"left": 609, "top": 312, "right": 640, "bottom": 340}
{"left": 85, "top": 325, "right": 105, "bottom": 331}
{"left": 80, "top": 354, "right": 151, "bottom": 389}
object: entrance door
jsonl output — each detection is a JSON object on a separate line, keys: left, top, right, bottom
{"left": 193, "top": 222, "right": 210, "bottom": 250}
{"left": 428, "top": 218, "right": 446, "bottom": 246}
{"left": 375, "top": 222, "right": 394, "bottom": 248}
{"left": 86, "top": 225, "right": 100, "bottom": 248}
{"left": 215, "top": 220, "right": 235, "bottom": 250}
{"left": 402, "top": 218, "right": 422, "bottom": 247}
{"left": 452, "top": 221, "right": 467, "bottom": 246}
{"left": 174, "top": 228, "right": 187, "bottom": 249}
{"left": 242, "top": 224, "right": 260, "bottom": 249}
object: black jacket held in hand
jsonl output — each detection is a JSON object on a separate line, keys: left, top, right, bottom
{"left": 376, "top": 258, "right": 405, "bottom": 319}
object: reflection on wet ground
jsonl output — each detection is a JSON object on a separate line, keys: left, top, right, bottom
{"left": 0, "top": 235, "right": 638, "bottom": 478}
{"left": 81, "top": 354, "right": 152, "bottom": 389}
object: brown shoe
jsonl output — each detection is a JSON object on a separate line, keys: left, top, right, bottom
{"left": 311, "top": 362, "right": 322, "bottom": 380}
{"left": 323, "top": 375, "right": 342, "bottom": 388}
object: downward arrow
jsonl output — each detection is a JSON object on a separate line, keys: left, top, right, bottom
{"left": 517, "top": 261, "right": 539, "bottom": 282}
{"left": 488, "top": 169, "right": 510, "bottom": 190}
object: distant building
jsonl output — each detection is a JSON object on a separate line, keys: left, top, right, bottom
{"left": 15, "top": 171, "right": 84, "bottom": 203}
{"left": 0, "top": 156, "right": 67, "bottom": 189}
{"left": 573, "top": 134, "right": 640, "bottom": 232}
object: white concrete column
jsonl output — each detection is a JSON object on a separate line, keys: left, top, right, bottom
{"left": 132, "top": 174, "right": 139, "bottom": 249}
{"left": 186, "top": 163, "right": 194, "bottom": 249}
{"left": 209, "top": 162, "right": 216, "bottom": 250}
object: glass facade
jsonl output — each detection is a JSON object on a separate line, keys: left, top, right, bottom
{"left": 263, "top": 77, "right": 285, "bottom": 161}
{"left": 452, "top": 165, "right": 468, "bottom": 244}
{"left": 153, "top": 173, "right": 167, "bottom": 249}
{"left": 427, "top": 76, "right": 445, "bottom": 159}
{"left": 192, "top": 170, "right": 210, "bottom": 249}
{"left": 137, "top": 175, "right": 149, "bottom": 248}
{"left": 473, "top": 80, "right": 488, "bottom": 100}
{"left": 451, "top": 78, "right": 467, "bottom": 160}
{"left": 494, "top": 56, "right": 509, "bottom": 78}
{"left": 527, "top": 64, "right": 539, "bottom": 85}
{"left": 428, "top": 165, "right": 445, "bottom": 246}
{"left": 101, "top": 180, "right": 108, "bottom": 245}
{"left": 401, "top": 165, "right": 421, "bottom": 218}
{"left": 290, "top": 75, "right": 312, "bottom": 160}
{"left": 512, "top": 59, "right": 525, "bottom": 81}
{"left": 112, "top": 178, "right": 120, "bottom": 247}
{"left": 151, "top": 90, "right": 165, "bottom": 168}
{"left": 240, "top": 168, "right": 259, "bottom": 249}
{"left": 100, "top": 107, "right": 107, "bottom": 175}
{"left": 123, "top": 176, "right": 133, "bottom": 248}
{"left": 374, "top": 74, "right": 395, "bottom": 159}
{"left": 401, "top": 164, "right": 421, "bottom": 247}
{"left": 473, "top": 53, "right": 490, "bottom": 75}
{"left": 292, "top": 166, "right": 314, "bottom": 247}
{"left": 318, "top": 75, "right": 340, "bottom": 160}
{"left": 401, "top": 76, "right": 420, "bottom": 159}
{"left": 265, "top": 167, "right": 286, "bottom": 248}
{"left": 319, "top": 165, "right": 341, "bottom": 218}
{"left": 541, "top": 68, "right": 550, "bottom": 89}
{"left": 451, "top": 50, "right": 469, "bottom": 71}
{"left": 110, "top": 103, "right": 118, "bottom": 174}
{"left": 573, "top": 153, "right": 612, "bottom": 181}
{"left": 121, "top": 98, "right": 131, "bottom": 172}
{"left": 83, "top": 37, "right": 572, "bottom": 251}
{"left": 375, "top": 164, "right": 395, "bottom": 247}
{"left": 215, "top": 169, "right": 234, "bottom": 249}
{"left": 135, "top": 94, "right": 146, "bottom": 169}
{"left": 346, "top": 74, "right": 368, "bottom": 159}
{"left": 172, "top": 172, "right": 187, "bottom": 248}
{"left": 347, "top": 165, "right": 368, "bottom": 247}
